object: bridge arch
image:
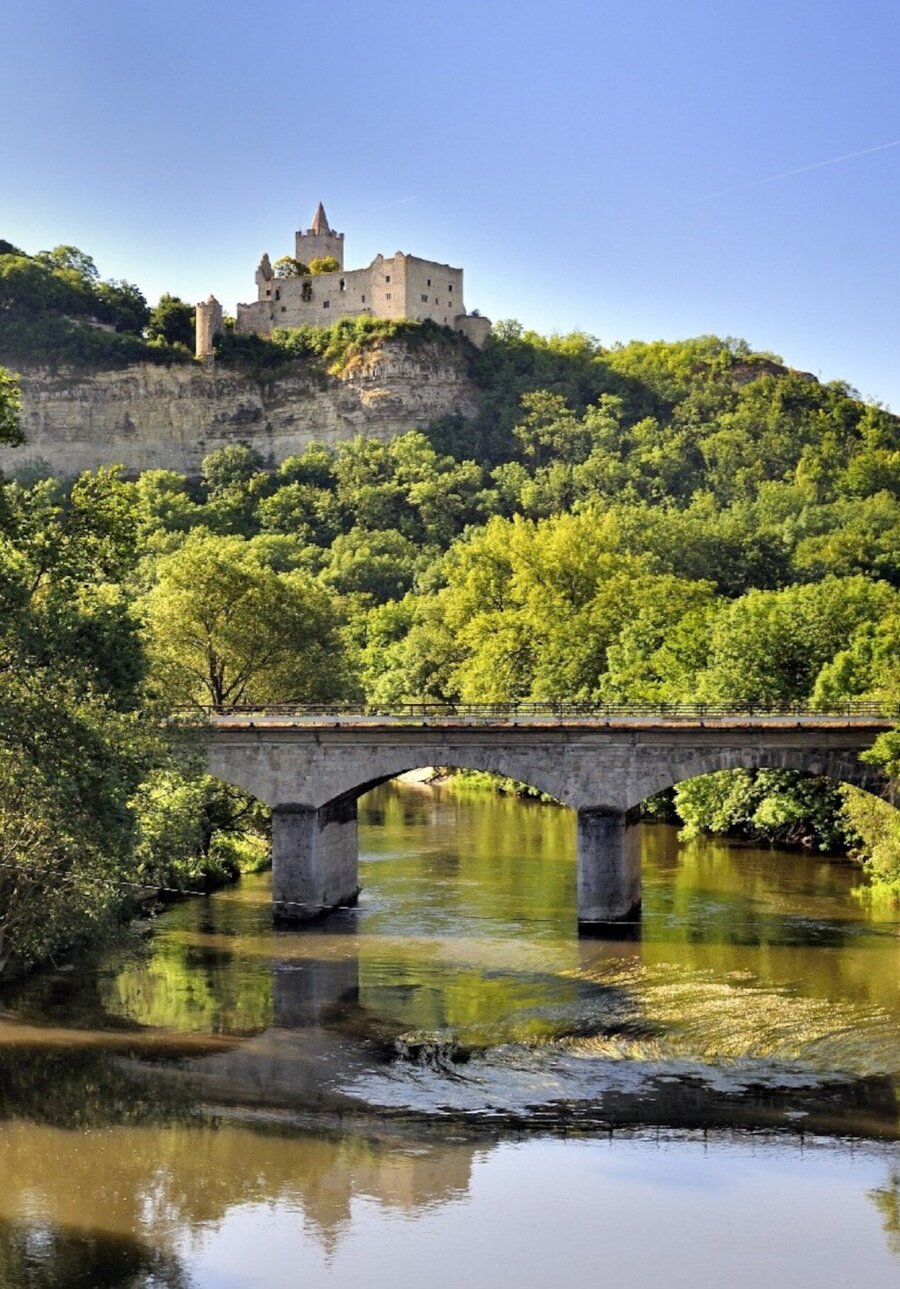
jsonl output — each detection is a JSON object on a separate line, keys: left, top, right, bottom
{"left": 208, "top": 741, "right": 582, "bottom": 813}
{"left": 620, "top": 745, "right": 888, "bottom": 813}
{"left": 317, "top": 755, "right": 571, "bottom": 814}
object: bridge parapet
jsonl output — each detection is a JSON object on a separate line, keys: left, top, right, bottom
{"left": 190, "top": 700, "right": 899, "bottom": 727}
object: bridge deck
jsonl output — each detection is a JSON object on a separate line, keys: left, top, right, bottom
{"left": 207, "top": 713, "right": 895, "bottom": 732}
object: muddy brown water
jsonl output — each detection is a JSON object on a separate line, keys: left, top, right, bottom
{"left": 0, "top": 782, "right": 897, "bottom": 1287}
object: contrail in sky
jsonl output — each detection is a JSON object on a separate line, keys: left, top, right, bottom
{"left": 696, "top": 137, "right": 900, "bottom": 201}
{"left": 373, "top": 195, "right": 420, "bottom": 210}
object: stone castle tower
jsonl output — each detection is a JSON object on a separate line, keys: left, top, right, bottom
{"left": 195, "top": 294, "right": 223, "bottom": 362}
{"left": 196, "top": 203, "right": 490, "bottom": 358}
{"left": 295, "top": 202, "right": 344, "bottom": 268}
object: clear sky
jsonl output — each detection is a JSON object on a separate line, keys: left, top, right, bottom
{"left": 3, "top": 0, "right": 900, "bottom": 407}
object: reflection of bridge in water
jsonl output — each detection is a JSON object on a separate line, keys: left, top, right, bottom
{"left": 204, "top": 704, "right": 894, "bottom": 932}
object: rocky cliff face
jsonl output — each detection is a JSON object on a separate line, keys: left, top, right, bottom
{"left": 0, "top": 341, "right": 480, "bottom": 476}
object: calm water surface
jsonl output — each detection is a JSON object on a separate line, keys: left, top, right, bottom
{"left": 0, "top": 782, "right": 898, "bottom": 1287}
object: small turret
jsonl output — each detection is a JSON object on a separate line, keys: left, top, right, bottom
{"left": 255, "top": 253, "right": 274, "bottom": 300}
{"left": 195, "top": 294, "right": 224, "bottom": 360}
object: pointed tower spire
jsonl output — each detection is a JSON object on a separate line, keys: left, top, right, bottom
{"left": 310, "top": 202, "right": 331, "bottom": 235}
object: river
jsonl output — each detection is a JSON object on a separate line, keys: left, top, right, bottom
{"left": 0, "top": 781, "right": 897, "bottom": 1287}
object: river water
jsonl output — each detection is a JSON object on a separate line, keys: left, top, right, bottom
{"left": 0, "top": 781, "right": 898, "bottom": 1287}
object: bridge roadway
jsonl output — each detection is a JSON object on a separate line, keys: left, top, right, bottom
{"left": 205, "top": 709, "right": 893, "bottom": 933}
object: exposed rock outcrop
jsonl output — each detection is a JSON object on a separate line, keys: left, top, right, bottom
{"left": 0, "top": 341, "right": 479, "bottom": 476}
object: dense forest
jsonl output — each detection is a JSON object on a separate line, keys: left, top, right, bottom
{"left": 0, "top": 242, "right": 897, "bottom": 977}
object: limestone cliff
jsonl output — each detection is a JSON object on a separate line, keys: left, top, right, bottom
{"left": 0, "top": 340, "right": 480, "bottom": 476}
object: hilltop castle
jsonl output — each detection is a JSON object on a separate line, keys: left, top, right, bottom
{"left": 196, "top": 203, "right": 491, "bottom": 357}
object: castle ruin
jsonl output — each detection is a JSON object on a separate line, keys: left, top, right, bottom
{"left": 196, "top": 203, "right": 491, "bottom": 358}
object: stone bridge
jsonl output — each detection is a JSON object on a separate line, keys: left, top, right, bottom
{"left": 205, "top": 710, "right": 893, "bottom": 933}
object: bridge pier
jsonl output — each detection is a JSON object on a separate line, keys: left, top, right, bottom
{"left": 577, "top": 807, "right": 642, "bottom": 932}
{"left": 271, "top": 799, "right": 359, "bottom": 922}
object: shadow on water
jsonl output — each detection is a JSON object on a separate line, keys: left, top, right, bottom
{"left": 0, "top": 1220, "right": 190, "bottom": 1289}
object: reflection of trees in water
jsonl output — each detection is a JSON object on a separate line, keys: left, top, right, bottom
{"left": 99, "top": 933, "right": 275, "bottom": 1035}
{"left": 869, "top": 1171, "right": 900, "bottom": 1258}
{"left": 639, "top": 825, "right": 900, "bottom": 1015}
{"left": 0, "top": 1120, "right": 477, "bottom": 1258}
{"left": 0, "top": 1046, "right": 195, "bottom": 1131}
{"left": 0, "top": 1219, "right": 190, "bottom": 1289}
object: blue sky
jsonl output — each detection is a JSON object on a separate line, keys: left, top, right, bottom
{"left": 3, "top": 0, "right": 900, "bottom": 407}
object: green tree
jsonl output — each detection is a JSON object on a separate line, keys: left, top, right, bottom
{"left": 94, "top": 278, "right": 150, "bottom": 333}
{"left": 674, "top": 769, "right": 850, "bottom": 851}
{"left": 321, "top": 526, "right": 424, "bottom": 603}
{"left": 0, "top": 468, "right": 154, "bottom": 976}
{"left": 147, "top": 293, "right": 195, "bottom": 348}
{"left": 34, "top": 245, "right": 100, "bottom": 284}
{"left": 273, "top": 256, "right": 308, "bottom": 277}
{"left": 694, "top": 578, "right": 897, "bottom": 706}
{"left": 0, "top": 368, "right": 23, "bottom": 446}
{"left": 141, "top": 532, "right": 348, "bottom": 707}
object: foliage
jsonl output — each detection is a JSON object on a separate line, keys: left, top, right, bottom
{"left": 215, "top": 314, "right": 463, "bottom": 376}
{"left": 0, "top": 242, "right": 182, "bottom": 368}
{"left": 0, "top": 466, "right": 153, "bottom": 976}
{"left": 674, "top": 770, "right": 851, "bottom": 851}
{"left": 273, "top": 256, "right": 308, "bottom": 277}
{"left": 147, "top": 293, "right": 195, "bottom": 349}
{"left": 842, "top": 788, "right": 900, "bottom": 900}
{"left": 0, "top": 367, "right": 23, "bottom": 445}
{"left": 141, "top": 531, "right": 348, "bottom": 707}
{"left": 130, "top": 768, "right": 269, "bottom": 891}
{"left": 0, "top": 312, "right": 191, "bottom": 368}
{"left": 308, "top": 256, "right": 341, "bottom": 274}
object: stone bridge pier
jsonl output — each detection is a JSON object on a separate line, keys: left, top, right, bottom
{"left": 271, "top": 798, "right": 360, "bottom": 921}
{"left": 207, "top": 715, "right": 890, "bottom": 934}
{"left": 576, "top": 807, "right": 643, "bottom": 928}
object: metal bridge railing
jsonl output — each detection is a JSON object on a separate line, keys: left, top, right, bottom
{"left": 178, "top": 700, "right": 900, "bottom": 722}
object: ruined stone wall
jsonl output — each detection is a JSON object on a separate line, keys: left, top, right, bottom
{"left": 0, "top": 340, "right": 481, "bottom": 478}
{"left": 399, "top": 256, "right": 464, "bottom": 327}
{"left": 236, "top": 254, "right": 467, "bottom": 335}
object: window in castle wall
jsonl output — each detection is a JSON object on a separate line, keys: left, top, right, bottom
{"left": 427, "top": 278, "right": 431, "bottom": 287}
{"left": 385, "top": 275, "right": 391, "bottom": 283}
{"left": 339, "top": 279, "right": 345, "bottom": 292}
{"left": 448, "top": 284, "right": 453, "bottom": 292}
{"left": 421, "top": 294, "right": 429, "bottom": 303}
{"left": 361, "top": 294, "right": 366, "bottom": 303}
{"left": 323, "top": 300, "right": 330, "bottom": 309}
{"left": 386, "top": 293, "right": 392, "bottom": 300}
{"left": 275, "top": 289, "right": 280, "bottom": 300}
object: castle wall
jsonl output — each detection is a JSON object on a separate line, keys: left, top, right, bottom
{"left": 239, "top": 265, "right": 375, "bottom": 334}
{"left": 398, "top": 256, "right": 464, "bottom": 326}
{"left": 236, "top": 254, "right": 466, "bottom": 335}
